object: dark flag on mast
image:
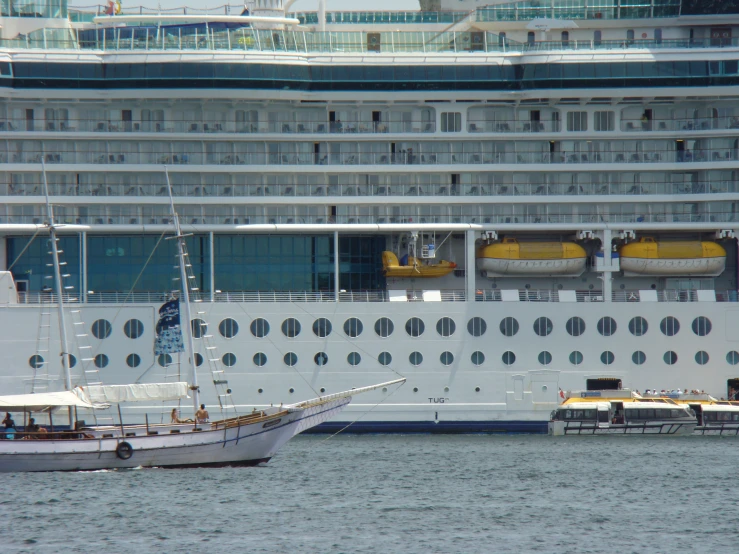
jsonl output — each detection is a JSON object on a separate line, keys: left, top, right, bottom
{"left": 155, "top": 298, "right": 185, "bottom": 355}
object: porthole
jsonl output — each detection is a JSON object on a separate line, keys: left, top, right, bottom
{"left": 440, "top": 351, "right": 454, "bottom": 366}
{"left": 471, "top": 351, "right": 485, "bottom": 366}
{"left": 67, "top": 354, "right": 77, "bottom": 368}
{"left": 289, "top": 388, "right": 295, "bottom": 394}
{"left": 533, "top": 317, "right": 553, "bottom": 337}
{"left": 728, "top": 351, "right": 739, "bottom": 365}
{"left": 628, "top": 316, "right": 648, "bottom": 337}
{"left": 222, "top": 353, "right": 236, "bottom": 367}
{"left": 632, "top": 351, "right": 646, "bottom": 365}
{"left": 475, "top": 387, "right": 481, "bottom": 393}
{"left": 692, "top": 316, "right": 712, "bottom": 337}
{"left": 124, "top": 319, "right": 144, "bottom": 339}
{"left": 597, "top": 317, "right": 617, "bottom": 337}
{"left": 314, "top": 352, "right": 328, "bottom": 366}
{"left": 347, "top": 352, "right": 361, "bottom": 366}
{"left": 600, "top": 351, "right": 615, "bottom": 365}
{"left": 157, "top": 353, "right": 172, "bottom": 367}
{"left": 378, "top": 351, "right": 392, "bottom": 366}
{"left": 566, "top": 317, "right": 585, "bottom": 337}
{"left": 91, "top": 319, "right": 112, "bottom": 339}
{"left": 281, "top": 318, "right": 301, "bottom": 338}
{"left": 436, "top": 317, "right": 456, "bottom": 337}
{"left": 191, "top": 318, "right": 207, "bottom": 339}
{"left": 253, "top": 352, "right": 267, "bottom": 367}
{"left": 409, "top": 351, "right": 423, "bottom": 366}
{"left": 413, "top": 387, "right": 419, "bottom": 393}
{"left": 29, "top": 354, "right": 44, "bottom": 369}
{"left": 405, "top": 317, "right": 425, "bottom": 337}
{"left": 218, "top": 318, "right": 239, "bottom": 339}
{"left": 695, "top": 351, "right": 709, "bottom": 365}
{"left": 569, "top": 351, "right": 583, "bottom": 366}
{"left": 343, "top": 317, "right": 363, "bottom": 338}
{"left": 257, "top": 388, "right": 263, "bottom": 394}
{"left": 502, "top": 351, "right": 516, "bottom": 365}
{"left": 94, "top": 354, "right": 108, "bottom": 368}
{"left": 663, "top": 350, "right": 678, "bottom": 365}
{"left": 312, "top": 318, "right": 332, "bottom": 338}
{"left": 250, "top": 318, "right": 270, "bottom": 338}
{"left": 320, "top": 388, "right": 326, "bottom": 393}
{"left": 126, "top": 353, "right": 141, "bottom": 368}
{"left": 660, "top": 316, "right": 680, "bottom": 337}
{"left": 499, "top": 317, "right": 518, "bottom": 337}
{"left": 374, "top": 317, "right": 394, "bottom": 338}
{"left": 467, "top": 317, "right": 487, "bottom": 337}
{"left": 538, "top": 351, "right": 552, "bottom": 366}
{"left": 284, "top": 352, "right": 297, "bottom": 367}
{"left": 194, "top": 353, "right": 203, "bottom": 367}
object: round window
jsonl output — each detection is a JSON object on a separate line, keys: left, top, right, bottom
{"left": 569, "top": 351, "right": 583, "bottom": 366}
{"left": 219, "top": 318, "right": 239, "bottom": 339}
{"left": 533, "top": 317, "right": 553, "bottom": 337}
{"left": 502, "top": 351, "right": 516, "bottom": 365}
{"left": 727, "top": 351, "right": 739, "bottom": 366}
{"left": 538, "top": 351, "right": 552, "bottom": 365}
{"left": 691, "top": 316, "right": 712, "bottom": 337}
{"left": 405, "top": 317, "right": 425, "bottom": 337}
{"left": 695, "top": 351, "right": 709, "bottom": 365}
{"left": 409, "top": 351, "right": 423, "bottom": 366}
{"left": 566, "top": 317, "right": 585, "bottom": 337}
{"left": 194, "top": 352, "right": 203, "bottom": 367}
{"left": 124, "top": 319, "right": 144, "bottom": 339}
{"left": 222, "top": 353, "right": 237, "bottom": 367}
{"left": 468, "top": 317, "right": 487, "bottom": 337}
{"left": 660, "top": 316, "right": 680, "bottom": 337}
{"left": 632, "top": 351, "right": 646, "bottom": 365}
{"left": 253, "top": 352, "right": 267, "bottom": 367}
{"left": 597, "top": 317, "right": 617, "bottom": 337}
{"left": 158, "top": 353, "right": 172, "bottom": 367}
{"left": 343, "top": 318, "right": 363, "bottom": 338}
{"left": 436, "top": 317, "right": 456, "bottom": 337}
{"left": 471, "top": 351, "right": 485, "bottom": 366}
{"left": 374, "top": 317, "right": 394, "bottom": 338}
{"left": 601, "top": 351, "right": 615, "bottom": 365}
{"left": 440, "top": 351, "right": 454, "bottom": 366}
{"left": 628, "top": 316, "right": 648, "bottom": 337}
{"left": 126, "top": 353, "right": 141, "bottom": 368}
{"left": 314, "top": 352, "right": 328, "bottom": 366}
{"left": 313, "top": 318, "right": 332, "bottom": 338}
{"left": 91, "top": 319, "right": 112, "bottom": 339}
{"left": 284, "top": 352, "right": 297, "bottom": 367}
{"left": 67, "top": 354, "right": 77, "bottom": 368}
{"left": 29, "top": 354, "right": 44, "bottom": 369}
{"left": 191, "top": 318, "right": 207, "bottom": 339}
{"left": 250, "top": 318, "right": 270, "bottom": 338}
{"left": 664, "top": 351, "right": 678, "bottom": 365}
{"left": 281, "top": 318, "right": 301, "bottom": 338}
{"left": 378, "top": 351, "right": 392, "bottom": 366}
{"left": 499, "top": 317, "right": 519, "bottom": 337}
{"left": 347, "top": 352, "right": 361, "bottom": 366}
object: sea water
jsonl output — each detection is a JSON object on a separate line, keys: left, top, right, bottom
{"left": 1, "top": 435, "right": 737, "bottom": 553}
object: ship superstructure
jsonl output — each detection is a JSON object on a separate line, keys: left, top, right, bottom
{"left": 0, "top": 0, "right": 738, "bottom": 431}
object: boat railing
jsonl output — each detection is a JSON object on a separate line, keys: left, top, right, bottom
{"left": 620, "top": 116, "right": 739, "bottom": 133}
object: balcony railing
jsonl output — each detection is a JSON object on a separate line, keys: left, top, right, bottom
{"left": 620, "top": 116, "right": 739, "bottom": 133}
{"left": 475, "top": 289, "right": 738, "bottom": 302}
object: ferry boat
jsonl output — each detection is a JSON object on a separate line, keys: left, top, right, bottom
{"left": 0, "top": 0, "right": 738, "bottom": 433}
{"left": 548, "top": 389, "right": 697, "bottom": 435}
{"left": 652, "top": 391, "right": 739, "bottom": 435}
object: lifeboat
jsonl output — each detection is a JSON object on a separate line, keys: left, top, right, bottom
{"left": 618, "top": 238, "right": 726, "bottom": 276}
{"left": 381, "top": 251, "right": 457, "bottom": 278}
{"left": 476, "top": 238, "right": 587, "bottom": 277}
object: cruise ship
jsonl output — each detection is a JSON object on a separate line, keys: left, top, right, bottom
{"left": 0, "top": 0, "right": 738, "bottom": 432}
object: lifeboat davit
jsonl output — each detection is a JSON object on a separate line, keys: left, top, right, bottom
{"left": 476, "top": 238, "right": 587, "bottom": 277}
{"left": 382, "top": 251, "right": 457, "bottom": 278}
{"left": 618, "top": 237, "right": 726, "bottom": 276}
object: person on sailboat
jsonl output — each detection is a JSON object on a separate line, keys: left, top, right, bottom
{"left": 170, "top": 408, "right": 192, "bottom": 424}
{"left": 195, "top": 404, "right": 209, "bottom": 423}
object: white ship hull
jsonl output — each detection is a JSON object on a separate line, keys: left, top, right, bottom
{"left": 476, "top": 258, "right": 587, "bottom": 277}
{"left": 0, "top": 397, "right": 350, "bottom": 472}
{"left": 620, "top": 257, "right": 726, "bottom": 277}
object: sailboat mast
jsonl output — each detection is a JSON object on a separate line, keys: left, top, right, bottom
{"left": 164, "top": 168, "right": 201, "bottom": 414}
{"left": 42, "top": 161, "right": 73, "bottom": 393}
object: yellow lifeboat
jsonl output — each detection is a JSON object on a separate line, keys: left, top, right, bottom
{"left": 382, "top": 251, "right": 457, "bottom": 278}
{"left": 618, "top": 238, "right": 726, "bottom": 276}
{"left": 476, "top": 238, "right": 587, "bottom": 277}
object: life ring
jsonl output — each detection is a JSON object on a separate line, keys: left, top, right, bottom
{"left": 116, "top": 441, "right": 133, "bottom": 460}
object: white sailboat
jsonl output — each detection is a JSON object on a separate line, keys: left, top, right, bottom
{"left": 0, "top": 165, "right": 404, "bottom": 472}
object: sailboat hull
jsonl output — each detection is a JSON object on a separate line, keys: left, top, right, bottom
{"left": 0, "top": 397, "right": 350, "bottom": 472}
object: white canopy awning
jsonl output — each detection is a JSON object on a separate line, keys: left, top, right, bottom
{"left": 80, "top": 382, "right": 190, "bottom": 404}
{"left": 0, "top": 389, "right": 108, "bottom": 412}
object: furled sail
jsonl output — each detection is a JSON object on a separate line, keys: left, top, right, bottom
{"left": 0, "top": 390, "right": 109, "bottom": 412}
{"left": 154, "top": 298, "right": 185, "bottom": 355}
{"left": 80, "top": 382, "right": 190, "bottom": 404}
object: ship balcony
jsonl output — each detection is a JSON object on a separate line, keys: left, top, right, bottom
{"left": 620, "top": 116, "right": 739, "bottom": 133}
